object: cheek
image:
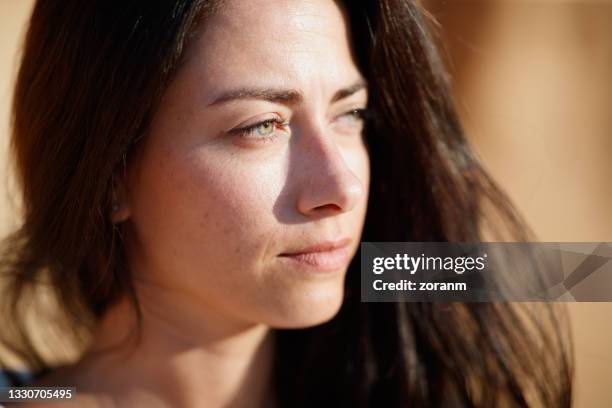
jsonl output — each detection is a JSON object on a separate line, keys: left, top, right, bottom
{"left": 128, "top": 144, "right": 286, "bottom": 281}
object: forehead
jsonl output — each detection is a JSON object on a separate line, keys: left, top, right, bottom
{"left": 182, "top": 0, "right": 361, "bottom": 90}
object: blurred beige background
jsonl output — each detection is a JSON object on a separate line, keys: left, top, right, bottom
{"left": 1, "top": 1, "right": 611, "bottom": 406}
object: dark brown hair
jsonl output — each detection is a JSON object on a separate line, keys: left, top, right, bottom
{"left": 1, "top": 1, "right": 572, "bottom": 406}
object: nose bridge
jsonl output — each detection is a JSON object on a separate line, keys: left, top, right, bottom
{"left": 303, "top": 121, "right": 342, "bottom": 172}
{"left": 294, "top": 120, "right": 364, "bottom": 215}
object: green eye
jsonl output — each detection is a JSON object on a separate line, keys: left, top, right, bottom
{"left": 256, "top": 120, "right": 275, "bottom": 136}
{"left": 338, "top": 109, "right": 366, "bottom": 124}
{"left": 228, "top": 117, "right": 289, "bottom": 144}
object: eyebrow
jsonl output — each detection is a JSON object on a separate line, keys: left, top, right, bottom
{"left": 207, "top": 79, "right": 367, "bottom": 107}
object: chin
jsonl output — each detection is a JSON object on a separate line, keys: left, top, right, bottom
{"left": 267, "top": 285, "right": 345, "bottom": 329}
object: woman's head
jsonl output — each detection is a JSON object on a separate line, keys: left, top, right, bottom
{"left": 2, "top": 0, "right": 571, "bottom": 406}
{"left": 9, "top": 0, "right": 372, "bottom": 331}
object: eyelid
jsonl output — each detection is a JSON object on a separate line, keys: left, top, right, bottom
{"left": 229, "top": 112, "right": 286, "bottom": 133}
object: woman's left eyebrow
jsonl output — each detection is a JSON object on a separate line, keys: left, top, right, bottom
{"left": 207, "top": 79, "right": 367, "bottom": 108}
{"left": 330, "top": 80, "right": 367, "bottom": 103}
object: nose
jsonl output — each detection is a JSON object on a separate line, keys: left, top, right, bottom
{"left": 294, "top": 124, "right": 365, "bottom": 217}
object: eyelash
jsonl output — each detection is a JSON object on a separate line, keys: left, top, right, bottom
{"left": 229, "top": 108, "right": 369, "bottom": 144}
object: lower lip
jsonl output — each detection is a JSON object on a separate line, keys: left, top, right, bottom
{"left": 278, "top": 247, "right": 351, "bottom": 273}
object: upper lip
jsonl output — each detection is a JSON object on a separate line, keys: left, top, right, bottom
{"left": 279, "top": 237, "right": 352, "bottom": 255}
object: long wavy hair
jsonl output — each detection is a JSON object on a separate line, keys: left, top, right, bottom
{"left": 0, "top": 1, "right": 573, "bottom": 406}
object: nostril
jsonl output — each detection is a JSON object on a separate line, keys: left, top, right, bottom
{"left": 313, "top": 203, "right": 343, "bottom": 213}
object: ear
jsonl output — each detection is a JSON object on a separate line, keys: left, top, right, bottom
{"left": 110, "top": 171, "right": 132, "bottom": 224}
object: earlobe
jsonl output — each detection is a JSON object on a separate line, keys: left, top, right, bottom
{"left": 110, "top": 173, "right": 131, "bottom": 224}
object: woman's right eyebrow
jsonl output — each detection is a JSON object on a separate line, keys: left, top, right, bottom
{"left": 207, "top": 80, "right": 367, "bottom": 108}
{"left": 207, "top": 87, "right": 304, "bottom": 107}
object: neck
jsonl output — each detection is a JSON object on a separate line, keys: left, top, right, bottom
{"left": 74, "top": 284, "right": 275, "bottom": 408}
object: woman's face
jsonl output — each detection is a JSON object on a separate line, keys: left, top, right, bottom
{"left": 119, "top": 0, "right": 369, "bottom": 328}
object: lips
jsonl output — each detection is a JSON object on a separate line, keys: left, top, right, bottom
{"left": 278, "top": 237, "right": 352, "bottom": 272}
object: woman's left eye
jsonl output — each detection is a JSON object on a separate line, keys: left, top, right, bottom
{"left": 334, "top": 108, "right": 367, "bottom": 128}
{"left": 339, "top": 108, "right": 366, "bottom": 121}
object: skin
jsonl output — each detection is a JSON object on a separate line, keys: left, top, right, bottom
{"left": 27, "top": 0, "right": 369, "bottom": 407}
